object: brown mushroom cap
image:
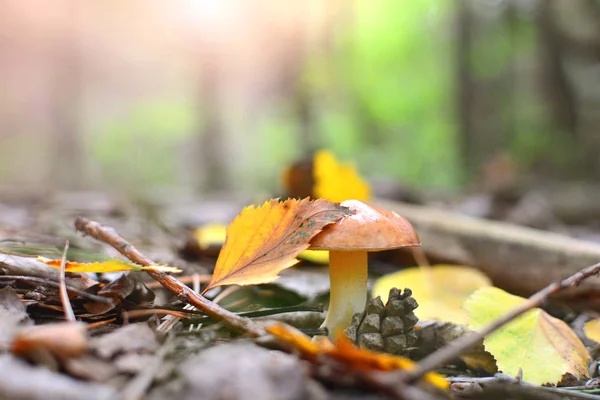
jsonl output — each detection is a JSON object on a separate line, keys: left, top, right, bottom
{"left": 309, "top": 200, "right": 420, "bottom": 251}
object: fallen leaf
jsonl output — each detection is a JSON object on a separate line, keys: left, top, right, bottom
{"left": 267, "top": 323, "right": 323, "bottom": 358}
{"left": 584, "top": 319, "right": 600, "bottom": 343}
{"left": 465, "top": 287, "right": 590, "bottom": 385}
{"left": 0, "top": 287, "right": 31, "bottom": 343}
{"left": 267, "top": 322, "right": 448, "bottom": 390}
{"left": 12, "top": 322, "right": 88, "bottom": 359}
{"left": 194, "top": 223, "right": 330, "bottom": 263}
{"left": 90, "top": 323, "right": 158, "bottom": 360}
{"left": 313, "top": 150, "right": 371, "bottom": 202}
{"left": 372, "top": 265, "right": 491, "bottom": 324}
{"left": 282, "top": 157, "right": 314, "bottom": 199}
{"left": 84, "top": 273, "right": 155, "bottom": 315}
{"left": 37, "top": 257, "right": 181, "bottom": 273}
{"left": 204, "top": 198, "right": 350, "bottom": 291}
{"left": 298, "top": 249, "right": 329, "bottom": 264}
{"left": 194, "top": 224, "right": 228, "bottom": 250}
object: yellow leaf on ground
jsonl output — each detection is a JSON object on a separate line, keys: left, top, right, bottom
{"left": 266, "top": 322, "right": 448, "bottom": 390}
{"left": 372, "top": 265, "right": 491, "bottom": 324}
{"left": 194, "top": 224, "right": 228, "bottom": 250}
{"left": 465, "top": 287, "right": 590, "bottom": 385}
{"left": 584, "top": 319, "right": 600, "bottom": 343}
{"left": 37, "top": 257, "right": 181, "bottom": 273}
{"left": 313, "top": 150, "right": 371, "bottom": 202}
{"left": 298, "top": 249, "right": 329, "bottom": 264}
{"left": 204, "top": 198, "right": 351, "bottom": 291}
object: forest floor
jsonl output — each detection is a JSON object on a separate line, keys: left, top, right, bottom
{"left": 2, "top": 179, "right": 600, "bottom": 400}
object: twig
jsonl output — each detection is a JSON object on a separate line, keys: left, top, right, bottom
{"left": 0, "top": 275, "right": 113, "bottom": 304}
{"left": 212, "top": 285, "right": 240, "bottom": 304}
{"left": 182, "top": 304, "right": 324, "bottom": 325}
{"left": 145, "top": 274, "right": 212, "bottom": 289}
{"left": 156, "top": 272, "right": 204, "bottom": 334}
{"left": 406, "top": 261, "right": 600, "bottom": 383}
{"left": 58, "top": 240, "right": 76, "bottom": 322}
{"left": 447, "top": 375, "right": 600, "bottom": 399}
{"left": 121, "top": 308, "right": 194, "bottom": 320}
{"left": 74, "top": 217, "right": 265, "bottom": 337}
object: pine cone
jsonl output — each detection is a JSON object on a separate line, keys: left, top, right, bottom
{"left": 344, "top": 288, "right": 419, "bottom": 356}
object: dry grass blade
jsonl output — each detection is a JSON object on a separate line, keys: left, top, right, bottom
{"left": 58, "top": 240, "right": 76, "bottom": 322}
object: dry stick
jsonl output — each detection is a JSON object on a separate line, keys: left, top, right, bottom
{"left": 58, "top": 240, "right": 76, "bottom": 322}
{"left": 157, "top": 273, "right": 204, "bottom": 334}
{"left": 74, "top": 217, "right": 265, "bottom": 337}
{"left": 145, "top": 274, "right": 212, "bottom": 289}
{"left": 406, "top": 260, "right": 600, "bottom": 383}
{"left": 0, "top": 275, "right": 113, "bottom": 304}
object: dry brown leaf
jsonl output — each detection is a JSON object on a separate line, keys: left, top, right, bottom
{"left": 12, "top": 322, "right": 88, "bottom": 359}
{"left": 204, "top": 198, "right": 351, "bottom": 291}
{"left": 267, "top": 323, "right": 448, "bottom": 390}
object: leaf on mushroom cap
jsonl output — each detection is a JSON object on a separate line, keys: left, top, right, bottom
{"left": 309, "top": 200, "right": 420, "bottom": 251}
{"left": 204, "top": 198, "right": 352, "bottom": 291}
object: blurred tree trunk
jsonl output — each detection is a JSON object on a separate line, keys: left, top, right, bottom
{"left": 456, "top": 0, "right": 475, "bottom": 181}
{"left": 537, "top": 0, "right": 578, "bottom": 139}
{"left": 456, "top": 0, "right": 513, "bottom": 182}
{"left": 195, "top": 73, "right": 230, "bottom": 193}
{"left": 51, "top": 0, "right": 83, "bottom": 189}
{"left": 536, "top": 0, "right": 600, "bottom": 178}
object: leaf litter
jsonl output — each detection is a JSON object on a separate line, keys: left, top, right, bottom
{"left": 2, "top": 176, "right": 600, "bottom": 399}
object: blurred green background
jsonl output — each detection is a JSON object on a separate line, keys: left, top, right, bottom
{"left": 1, "top": 0, "right": 599, "bottom": 197}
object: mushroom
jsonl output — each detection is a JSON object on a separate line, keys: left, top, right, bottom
{"left": 309, "top": 200, "right": 420, "bottom": 337}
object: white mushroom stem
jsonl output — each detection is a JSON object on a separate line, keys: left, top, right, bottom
{"left": 321, "top": 250, "right": 368, "bottom": 338}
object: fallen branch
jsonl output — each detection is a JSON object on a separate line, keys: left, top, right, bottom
{"left": 74, "top": 217, "right": 265, "bottom": 337}
{"left": 405, "top": 260, "right": 600, "bottom": 383}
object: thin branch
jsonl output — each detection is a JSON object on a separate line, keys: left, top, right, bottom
{"left": 0, "top": 275, "right": 113, "bottom": 304}
{"left": 182, "top": 304, "right": 324, "bottom": 325}
{"left": 74, "top": 217, "right": 265, "bottom": 337}
{"left": 406, "top": 261, "right": 600, "bottom": 383}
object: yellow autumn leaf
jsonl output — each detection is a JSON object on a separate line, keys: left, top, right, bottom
{"left": 266, "top": 322, "right": 448, "bottom": 390}
{"left": 465, "top": 287, "right": 590, "bottom": 385}
{"left": 37, "top": 256, "right": 181, "bottom": 273}
{"left": 313, "top": 150, "right": 370, "bottom": 202}
{"left": 194, "top": 224, "right": 228, "bottom": 250}
{"left": 584, "top": 319, "right": 600, "bottom": 343}
{"left": 298, "top": 249, "right": 329, "bottom": 264}
{"left": 204, "top": 198, "right": 351, "bottom": 291}
{"left": 372, "top": 265, "right": 491, "bottom": 324}
{"left": 195, "top": 224, "right": 330, "bottom": 264}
